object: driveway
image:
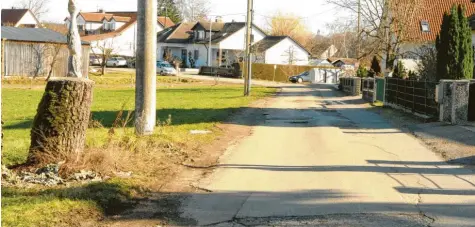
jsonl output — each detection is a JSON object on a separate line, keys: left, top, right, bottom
{"left": 181, "top": 84, "right": 475, "bottom": 226}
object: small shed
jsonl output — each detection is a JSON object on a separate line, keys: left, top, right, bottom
{"left": 1, "top": 26, "right": 90, "bottom": 78}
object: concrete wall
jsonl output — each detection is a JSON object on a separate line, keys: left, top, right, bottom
{"left": 265, "top": 37, "right": 309, "bottom": 65}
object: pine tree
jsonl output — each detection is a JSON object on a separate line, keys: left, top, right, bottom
{"left": 458, "top": 5, "right": 474, "bottom": 79}
{"left": 436, "top": 4, "right": 473, "bottom": 80}
{"left": 370, "top": 56, "right": 382, "bottom": 77}
{"left": 158, "top": 0, "right": 182, "bottom": 24}
{"left": 436, "top": 13, "right": 450, "bottom": 80}
{"left": 446, "top": 5, "right": 460, "bottom": 79}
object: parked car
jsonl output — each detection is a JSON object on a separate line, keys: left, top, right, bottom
{"left": 106, "top": 57, "right": 127, "bottom": 67}
{"left": 157, "top": 61, "right": 177, "bottom": 76}
{"left": 89, "top": 55, "right": 102, "bottom": 66}
{"left": 289, "top": 71, "right": 311, "bottom": 83}
{"left": 216, "top": 65, "right": 235, "bottom": 77}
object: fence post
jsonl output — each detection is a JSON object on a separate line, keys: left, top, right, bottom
{"left": 413, "top": 80, "right": 415, "bottom": 112}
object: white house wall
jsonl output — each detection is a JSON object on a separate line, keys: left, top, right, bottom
{"left": 265, "top": 37, "right": 309, "bottom": 65}
{"left": 218, "top": 26, "right": 265, "bottom": 50}
{"left": 90, "top": 23, "right": 137, "bottom": 57}
{"left": 17, "top": 11, "right": 38, "bottom": 27}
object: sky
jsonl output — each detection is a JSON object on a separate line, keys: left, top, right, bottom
{"left": 1, "top": 0, "right": 351, "bottom": 34}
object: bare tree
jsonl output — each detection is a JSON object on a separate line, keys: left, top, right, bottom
{"left": 45, "top": 43, "right": 64, "bottom": 81}
{"left": 327, "top": 0, "right": 423, "bottom": 71}
{"left": 326, "top": 18, "right": 359, "bottom": 58}
{"left": 15, "top": 0, "right": 50, "bottom": 20}
{"left": 30, "top": 44, "right": 48, "bottom": 78}
{"left": 175, "top": 0, "right": 210, "bottom": 22}
{"left": 281, "top": 46, "right": 302, "bottom": 65}
{"left": 92, "top": 39, "right": 117, "bottom": 76}
{"left": 415, "top": 45, "right": 437, "bottom": 82}
{"left": 266, "top": 11, "right": 312, "bottom": 48}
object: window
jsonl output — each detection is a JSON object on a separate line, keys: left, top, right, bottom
{"left": 111, "top": 22, "right": 116, "bottom": 30}
{"left": 198, "top": 31, "right": 204, "bottom": 39}
{"left": 421, "top": 20, "right": 430, "bottom": 32}
{"left": 194, "top": 50, "right": 199, "bottom": 60}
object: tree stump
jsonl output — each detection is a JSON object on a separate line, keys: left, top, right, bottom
{"left": 28, "top": 77, "right": 94, "bottom": 164}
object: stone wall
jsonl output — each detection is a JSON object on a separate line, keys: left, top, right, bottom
{"left": 439, "top": 80, "right": 470, "bottom": 124}
{"left": 340, "top": 77, "right": 361, "bottom": 96}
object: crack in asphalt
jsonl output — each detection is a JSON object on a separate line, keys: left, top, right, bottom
{"left": 205, "top": 213, "right": 434, "bottom": 227}
{"left": 414, "top": 179, "right": 436, "bottom": 227}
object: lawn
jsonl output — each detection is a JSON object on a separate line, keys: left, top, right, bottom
{"left": 2, "top": 73, "right": 276, "bottom": 226}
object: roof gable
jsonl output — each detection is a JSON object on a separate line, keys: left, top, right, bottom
{"left": 158, "top": 16, "right": 175, "bottom": 28}
{"left": 81, "top": 19, "right": 137, "bottom": 42}
{"left": 157, "top": 22, "right": 196, "bottom": 43}
{"left": 252, "top": 36, "right": 287, "bottom": 52}
{"left": 79, "top": 12, "right": 114, "bottom": 22}
{"left": 192, "top": 21, "right": 225, "bottom": 31}
{"left": 1, "top": 9, "right": 38, "bottom": 27}
{"left": 253, "top": 36, "right": 310, "bottom": 55}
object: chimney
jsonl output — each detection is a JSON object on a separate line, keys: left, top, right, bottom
{"left": 215, "top": 16, "right": 223, "bottom": 23}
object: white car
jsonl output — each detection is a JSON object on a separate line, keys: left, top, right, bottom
{"left": 106, "top": 57, "right": 127, "bottom": 67}
{"left": 157, "top": 62, "right": 177, "bottom": 76}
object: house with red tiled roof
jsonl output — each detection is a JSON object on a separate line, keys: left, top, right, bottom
{"left": 1, "top": 9, "right": 40, "bottom": 28}
{"left": 65, "top": 10, "right": 174, "bottom": 57}
{"left": 400, "top": 0, "right": 475, "bottom": 58}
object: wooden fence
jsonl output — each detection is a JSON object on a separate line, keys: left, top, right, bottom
{"left": 385, "top": 78, "right": 439, "bottom": 118}
{"left": 2, "top": 41, "right": 90, "bottom": 78}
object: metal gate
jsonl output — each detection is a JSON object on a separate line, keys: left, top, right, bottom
{"left": 469, "top": 81, "right": 475, "bottom": 121}
{"left": 376, "top": 78, "right": 385, "bottom": 102}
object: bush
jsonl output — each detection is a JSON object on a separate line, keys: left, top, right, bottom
{"left": 393, "top": 61, "right": 407, "bottom": 79}
{"left": 356, "top": 65, "right": 368, "bottom": 78}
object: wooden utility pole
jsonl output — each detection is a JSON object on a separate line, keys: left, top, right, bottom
{"left": 244, "top": 0, "right": 254, "bottom": 96}
{"left": 357, "top": 0, "right": 361, "bottom": 59}
{"left": 135, "top": 0, "right": 157, "bottom": 135}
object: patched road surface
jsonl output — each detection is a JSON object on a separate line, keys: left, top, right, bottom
{"left": 182, "top": 84, "right": 475, "bottom": 227}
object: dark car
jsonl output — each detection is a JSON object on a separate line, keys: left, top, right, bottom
{"left": 217, "top": 65, "right": 234, "bottom": 77}
{"left": 289, "top": 71, "right": 311, "bottom": 83}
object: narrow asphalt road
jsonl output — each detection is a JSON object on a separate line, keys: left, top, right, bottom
{"left": 182, "top": 84, "right": 475, "bottom": 227}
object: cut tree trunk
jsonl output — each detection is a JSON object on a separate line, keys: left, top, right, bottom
{"left": 28, "top": 77, "right": 94, "bottom": 164}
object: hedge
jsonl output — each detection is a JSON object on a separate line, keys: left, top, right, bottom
{"left": 239, "top": 63, "right": 337, "bottom": 82}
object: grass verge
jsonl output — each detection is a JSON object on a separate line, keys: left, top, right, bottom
{"left": 2, "top": 75, "right": 276, "bottom": 226}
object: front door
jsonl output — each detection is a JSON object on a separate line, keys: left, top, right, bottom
{"left": 181, "top": 49, "right": 187, "bottom": 68}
